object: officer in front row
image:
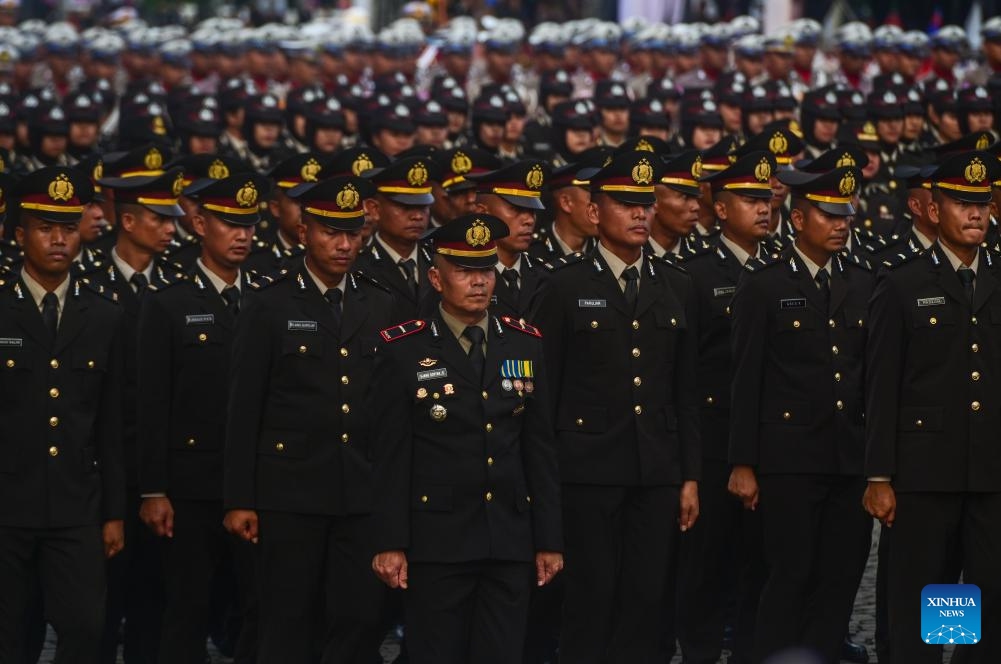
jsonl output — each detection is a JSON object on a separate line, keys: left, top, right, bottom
{"left": 224, "top": 174, "right": 396, "bottom": 663}
{"left": 370, "top": 213, "right": 564, "bottom": 664}
{"left": 0, "top": 166, "right": 126, "bottom": 663}
{"left": 137, "top": 172, "right": 269, "bottom": 663}
{"left": 865, "top": 150, "right": 1001, "bottom": 664}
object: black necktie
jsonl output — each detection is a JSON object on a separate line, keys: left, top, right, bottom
{"left": 502, "top": 268, "right": 520, "bottom": 298}
{"left": 463, "top": 325, "right": 485, "bottom": 382}
{"left": 324, "top": 288, "right": 343, "bottom": 331}
{"left": 815, "top": 267, "right": 831, "bottom": 310}
{"left": 41, "top": 292, "right": 58, "bottom": 339}
{"left": 399, "top": 258, "right": 418, "bottom": 297}
{"left": 621, "top": 266, "right": 639, "bottom": 310}
{"left": 958, "top": 267, "right": 976, "bottom": 305}
{"left": 130, "top": 272, "right": 149, "bottom": 296}
{"left": 222, "top": 285, "right": 240, "bottom": 316}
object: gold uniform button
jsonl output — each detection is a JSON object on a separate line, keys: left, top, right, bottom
{"left": 340, "top": 375, "right": 349, "bottom": 385}
{"left": 299, "top": 345, "right": 307, "bottom": 354}
{"left": 836, "top": 400, "right": 845, "bottom": 411}
{"left": 706, "top": 396, "right": 714, "bottom": 405}
{"left": 631, "top": 348, "right": 641, "bottom": 358}
{"left": 793, "top": 320, "right": 801, "bottom": 329}
{"left": 49, "top": 388, "right": 59, "bottom": 398}
{"left": 5, "top": 360, "right": 13, "bottom": 368}
{"left": 48, "top": 446, "right": 58, "bottom": 457}
{"left": 834, "top": 372, "right": 842, "bottom": 382}
{"left": 339, "top": 347, "right": 349, "bottom": 357}
{"left": 186, "top": 438, "right": 196, "bottom": 447}
{"left": 782, "top": 411, "right": 791, "bottom": 421}
{"left": 632, "top": 320, "right": 640, "bottom": 329}
{"left": 916, "top": 419, "right": 923, "bottom": 428}
{"left": 828, "top": 319, "right": 836, "bottom": 328}
{"left": 526, "top": 495, "right": 532, "bottom": 503}
{"left": 575, "top": 418, "right": 584, "bottom": 426}
{"left": 670, "top": 318, "right": 677, "bottom": 327}
{"left": 634, "top": 405, "right": 643, "bottom": 415}
{"left": 832, "top": 345, "right": 839, "bottom": 355}
{"left": 590, "top": 321, "right": 599, "bottom": 329}
{"left": 198, "top": 333, "right": 208, "bottom": 342}
{"left": 341, "top": 404, "right": 350, "bottom": 414}
{"left": 485, "top": 423, "right": 493, "bottom": 433}
{"left": 858, "top": 319, "right": 864, "bottom": 327}
{"left": 929, "top": 317, "right": 937, "bottom": 326}
{"left": 725, "top": 306, "right": 731, "bottom": 315}
{"left": 485, "top": 492, "right": 493, "bottom": 502}
{"left": 633, "top": 377, "right": 642, "bottom": 387}
{"left": 50, "top": 359, "right": 59, "bottom": 369}
{"left": 972, "top": 343, "right": 980, "bottom": 353}
{"left": 49, "top": 416, "right": 59, "bottom": 427}
{"left": 482, "top": 391, "right": 488, "bottom": 400}
{"left": 342, "top": 433, "right": 349, "bottom": 443}
{"left": 972, "top": 371, "right": 981, "bottom": 382}
{"left": 275, "top": 442, "right": 285, "bottom": 452}
{"left": 487, "top": 457, "right": 494, "bottom": 466}
{"left": 972, "top": 401, "right": 982, "bottom": 412}
{"left": 87, "top": 360, "right": 95, "bottom": 369}
{"left": 972, "top": 316, "right": 978, "bottom": 325}
{"left": 421, "top": 495, "right": 428, "bottom": 503}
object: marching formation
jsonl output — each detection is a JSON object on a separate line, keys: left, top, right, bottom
{"left": 1, "top": 6, "right": 1001, "bottom": 664}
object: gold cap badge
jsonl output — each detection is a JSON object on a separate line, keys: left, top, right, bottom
{"left": 768, "top": 132, "right": 788, "bottom": 155}
{"left": 301, "top": 158, "right": 321, "bottom": 182}
{"left": 208, "top": 159, "right": 229, "bottom": 180}
{"left": 336, "top": 184, "right": 360, "bottom": 210}
{"left": 407, "top": 162, "right": 429, "bottom": 186}
{"left": 632, "top": 158, "right": 654, "bottom": 185}
{"left": 754, "top": 157, "right": 772, "bottom": 182}
{"left": 352, "top": 154, "right": 374, "bottom": 176}
{"left": 835, "top": 152, "right": 856, "bottom": 168}
{"left": 466, "top": 219, "right": 491, "bottom": 247}
{"left": 838, "top": 171, "right": 857, "bottom": 197}
{"left": 236, "top": 182, "right": 258, "bottom": 207}
{"left": 451, "top": 151, "right": 472, "bottom": 175}
{"left": 526, "top": 164, "right": 545, "bottom": 189}
{"left": 144, "top": 148, "right": 163, "bottom": 170}
{"left": 965, "top": 157, "right": 987, "bottom": 184}
{"left": 48, "top": 174, "right": 74, "bottom": 202}
{"left": 172, "top": 173, "right": 185, "bottom": 197}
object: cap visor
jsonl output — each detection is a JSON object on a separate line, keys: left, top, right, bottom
{"left": 286, "top": 181, "right": 318, "bottom": 199}
{"left": 98, "top": 174, "right": 163, "bottom": 188}
{"left": 438, "top": 253, "right": 497, "bottom": 269}
{"left": 445, "top": 180, "right": 477, "bottom": 194}
{"left": 387, "top": 192, "right": 435, "bottom": 206}
{"left": 302, "top": 210, "right": 363, "bottom": 231}
{"left": 498, "top": 193, "right": 545, "bottom": 210}
{"left": 725, "top": 186, "right": 773, "bottom": 200}
{"left": 22, "top": 210, "right": 82, "bottom": 224}
{"left": 813, "top": 200, "right": 856, "bottom": 216}
{"left": 663, "top": 183, "right": 701, "bottom": 197}
{"left": 604, "top": 190, "right": 656, "bottom": 206}
{"left": 143, "top": 202, "right": 185, "bottom": 217}
{"left": 939, "top": 189, "right": 992, "bottom": 204}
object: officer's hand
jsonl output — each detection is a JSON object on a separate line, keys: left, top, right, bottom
{"left": 140, "top": 496, "right": 175, "bottom": 538}
{"left": 223, "top": 510, "right": 259, "bottom": 544}
{"left": 728, "top": 465, "right": 759, "bottom": 511}
{"left": 678, "top": 480, "right": 699, "bottom": 532}
{"left": 863, "top": 481, "right": 896, "bottom": 527}
{"left": 103, "top": 520, "right": 125, "bottom": 559}
{"left": 535, "top": 551, "right": 564, "bottom": 587}
{"left": 372, "top": 550, "right": 408, "bottom": 589}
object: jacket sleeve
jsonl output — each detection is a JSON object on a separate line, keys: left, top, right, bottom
{"left": 520, "top": 345, "right": 563, "bottom": 553}
{"left": 864, "top": 273, "right": 905, "bottom": 479}
{"left": 136, "top": 294, "right": 173, "bottom": 496}
{"left": 675, "top": 272, "right": 702, "bottom": 482}
{"left": 98, "top": 307, "right": 126, "bottom": 522}
{"left": 728, "top": 271, "right": 768, "bottom": 467}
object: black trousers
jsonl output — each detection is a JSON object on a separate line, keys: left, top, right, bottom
{"left": 0, "top": 525, "right": 106, "bottom": 664}
{"left": 676, "top": 458, "right": 765, "bottom": 664}
{"left": 559, "top": 484, "right": 680, "bottom": 664}
{"left": 101, "top": 491, "right": 165, "bottom": 664}
{"left": 157, "top": 499, "right": 257, "bottom": 664}
{"left": 256, "top": 510, "right": 386, "bottom": 664}
{"left": 406, "top": 559, "right": 534, "bottom": 664}
{"left": 888, "top": 492, "right": 1001, "bottom": 664}
{"left": 754, "top": 474, "right": 871, "bottom": 664}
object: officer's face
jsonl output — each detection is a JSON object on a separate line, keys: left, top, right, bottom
{"left": 446, "top": 188, "right": 478, "bottom": 219}
{"left": 416, "top": 125, "right": 448, "bottom": 148}
{"left": 745, "top": 110, "right": 773, "bottom": 137}
{"left": 719, "top": 102, "right": 742, "bottom": 134}
{"left": 565, "top": 127, "right": 595, "bottom": 155}
{"left": 313, "top": 127, "right": 344, "bottom": 153}
{"left": 366, "top": 195, "right": 429, "bottom": 245}
{"left": 193, "top": 213, "right": 255, "bottom": 269}
{"left": 69, "top": 122, "right": 98, "bottom": 149}
{"left": 600, "top": 108, "right": 629, "bottom": 134}
{"left": 813, "top": 118, "right": 839, "bottom": 145}
{"left": 557, "top": 186, "right": 596, "bottom": 237}
{"left": 690, "top": 125, "right": 721, "bottom": 150}
{"left": 715, "top": 192, "right": 770, "bottom": 244}
{"left": 429, "top": 259, "right": 495, "bottom": 319}
{"left": 16, "top": 215, "right": 80, "bottom": 278}
{"left": 447, "top": 111, "right": 466, "bottom": 135}
{"left": 253, "top": 122, "right": 281, "bottom": 149}
{"left": 121, "top": 207, "right": 176, "bottom": 254}
{"left": 188, "top": 135, "right": 218, "bottom": 155}
{"left": 40, "top": 135, "right": 67, "bottom": 159}
{"left": 876, "top": 117, "right": 903, "bottom": 145}
{"left": 938, "top": 111, "right": 962, "bottom": 142}
{"left": 770, "top": 176, "right": 790, "bottom": 211}
{"left": 504, "top": 113, "right": 526, "bottom": 143}
{"left": 268, "top": 190, "right": 302, "bottom": 242}
{"left": 653, "top": 186, "right": 699, "bottom": 239}
{"left": 477, "top": 121, "right": 505, "bottom": 149}
{"left": 898, "top": 53, "right": 922, "bottom": 78}
{"left": 874, "top": 50, "right": 899, "bottom": 74}
{"left": 967, "top": 111, "right": 994, "bottom": 133}
{"left": 590, "top": 48, "right": 617, "bottom": 76}
{"left": 79, "top": 202, "right": 106, "bottom": 244}
{"left": 372, "top": 128, "right": 415, "bottom": 158}
{"left": 301, "top": 218, "right": 364, "bottom": 283}
{"left": 791, "top": 204, "right": 849, "bottom": 255}
{"left": 477, "top": 194, "right": 535, "bottom": 253}
{"left": 593, "top": 193, "right": 651, "bottom": 251}
{"left": 929, "top": 195, "right": 989, "bottom": 250}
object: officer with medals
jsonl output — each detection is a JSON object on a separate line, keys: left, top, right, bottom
{"left": 136, "top": 172, "right": 269, "bottom": 663}
{"left": 728, "top": 162, "right": 875, "bottom": 664}
{"left": 864, "top": 151, "right": 1001, "bottom": 664}
{"left": 369, "top": 213, "right": 563, "bottom": 664}
{"left": 224, "top": 174, "right": 395, "bottom": 663}
{"left": 0, "top": 166, "right": 125, "bottom": 663}
{"left": 534, "top": 151, "right": 701, "bottom": 664}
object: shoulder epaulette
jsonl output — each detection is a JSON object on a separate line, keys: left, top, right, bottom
{"left": 352, "top": 270, "right": 392, "bottom": 293}
{"left": 499, "top": 315, "right": 542, "bottom": 338}
{"left": 744, "top": 254, "right": 782, "bottom": 273}
{"left": 147, "top": 273, "right": 188, "bottom": 293}
{"left": 650, "top": 253, "right": 688, "bottom": 273}
{"left": 248, "top": 269, "right": 289, "bottom": 290}
{"left": 686, "top": 240, "right": 717, "bottom": 260}
{"left": 380, "top": 319, "right": 428, "bottom": 342}
{"left": 543, "top": 252, "right": 586, "bottom": 272}
{"left": 78, "top": 277, "right": 119, "bottom": 303}
{"left": 845, "top": 252, "right": 872, "bottom": 271}
{"left": 881, "top": 249, "right": 923, "bottom": 270}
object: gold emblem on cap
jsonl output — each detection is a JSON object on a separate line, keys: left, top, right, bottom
{"left": 754, "top": 157, "right": 772, "bottom": 182}
{"left": 636, "top": 139, "right": 654, "bottom": 152}
{"left": 352, "top": 154, "right": 374, "bottom": 176}
{"left": 839, "top": 171, "right": 857, "bottom": 196}
{"left": 336, "top": 183, "right": 360, "bottom": 210}
{"left": 301, "top": 158, "right": 321, "bottom": 182}
{"left": 526, "top": 164, "right": 545, "bottom": 189}
{"left": 407, "top": 162, "right": 429, "bottom": 187}
{"left": 172, "top": 173, "right": 185, "bottom": 197}
{"left": 208, "top": 159, "right": 229, "bottom": 179}
{"left": 632, "top": 158, "right": 654, "bottom": 185}
{"left": 451, "top": 151, "right": 472, "bottom": 175}
{"left": 236, "top": 182, "right": 258, "bottom": 207}
{"left": 145, "top": 148, "right": 163, "bottom": 170}
{"left": 466, "top": 219, "right": 491, "bottom": 247}
{"left": 691, "top": 155, "right": 703, "bottom": 179}
{"left": 862, "top": 121, "right": 877, "bottom": 136}
{"left": 977, "top": 134, "right": 991, "bottom": 150}
{"left": 788, "top": 120, "right": 803, "bottom": 138}
{"left": 965, "top": 157, "right": 987, "bottom": 184}
{"left": 768, "top": 131, "right": 788, "bottom": 155}
{"left": 836, "top": 152, "right": 856, "bottom": 168}
{"left": 153, "top": 116, "right": 166, "bottom": 136}
{"left": 48, "top": 173, "right": 74, "bottom": 202}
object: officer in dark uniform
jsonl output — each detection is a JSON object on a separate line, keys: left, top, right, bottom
{"left": 864, "top": 150, "right": 1001, "bottom": 664}
{"left": 355, "top": 156, "right": 438, "bottom": 321}
{"left": 0, "top": 166, "right": 124, "bottom": 664}
{"left": 137, "top": 172, "right": 269, "bottom": 664}
{"left": 466, "top": 159, "right": 551, "bottom": 321}
{"left": 92, "top": 160, "right": 188, "bottom": 664}
{"left": 528, "top": 154, "right": 603, "bottom": 262}
{"left": 534, "top": 151, "right": 701, "bottom": 664}
{"left": 430, "top": 146, "right": 501, "bottom": 227}
{"left": 224, "top": 174, "right": 395, "bottom": 664}
{"left": 647, "top": 151, "right": 707, "bottom": 262}
{"left": 728, "top": 163, "right": 874, "bottom": 664}
{"left": 674, "top": 151, "right": 779, "bottom": 664}
{"left": 369, "top": 213, "right": 563, "bottom": 664}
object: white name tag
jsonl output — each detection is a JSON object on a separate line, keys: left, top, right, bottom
{"left": 417, "top": 368, "right": 448, "bottom": 381}
{"left": 917, "top": 297, "right": 946, "bottom": 307}
{"left": 185, "top": 314, "right": 214, "bottom": 325}
{"left": 578, "top": 299, "right": 606, "bottom": 308}
{"left": 0, "top": 337, "right": 22, "bottom": 347}
{"left": 288, "top": 320, "right": 318, "bottom": 332}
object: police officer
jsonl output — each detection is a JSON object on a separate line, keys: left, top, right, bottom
{"left": 0, "top": 166, "right": 125, "bottom": 664}
{"left": 648, "top": 150, "right": 705, "bottom": 261}
{"left": 137, "top": 173, "right": 268, "bottom": 664}
{"left": 535, "top": 151, "right": 700, "bottom": 664}
{"left": 369, "top": 213, "right": 563, "bottom": 664}
{"left": 864, "top": 150, "right": 1001, "bottom": 664}
{"left": 430, "top": 147, "right": 501, "bottom": 228}
{"left": 528, "top": 154, "right": 603, "bottom": 262}
{"left": 728, "top": 162, "right": 874, "bottom": 664}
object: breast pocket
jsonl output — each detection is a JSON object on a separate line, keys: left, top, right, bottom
{"left": 71, "top": 349, "right": 109, "bottom": 407}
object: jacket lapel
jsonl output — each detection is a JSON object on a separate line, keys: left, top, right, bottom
{"left": 828, "top": 255, "right": 849, "bottom": 317}
{"left": 190, "top": 267, "right": 235, "bottom": 331}
{"left": 52, "top": 281, "right": 87, "bottom": 355}
{"left": 291, "top": 268, "right": 341, "bottom": 337}
{"left": 340, "top": 273, "right": 369, "bottom": 342}
{"left": 431, "top": 316, "right": 479, "bottom": 386}
{"left": 789, "top": 253, "right": 828, "bottom": 315}
{"left": 589, "top": 253, "right": 631, "bottom": 316}
{"left": 633, "top": 257, "right": 662, "bottom": 319}
{"left": 930, "top": 244, "right": 970, "bottom": 308}
{"left": 972, "top": 247, "right": 997, "bottom": 313}
{"left": 11, "top": 281, "right": 51, "bottom": 346}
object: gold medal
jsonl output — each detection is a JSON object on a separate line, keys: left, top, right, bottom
{"left": 443, "top": 383, "right": 455, "bottom": 395}
{"left": 430, "top": 404, "right": 447, "bottom": 422}
{"left": 416, "top": 387, "right": 428, "bottom": 400}
{"left": 524, "top": 381, "right": 534, "bottom": 393}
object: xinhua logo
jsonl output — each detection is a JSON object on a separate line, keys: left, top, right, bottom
{"left": 921, "top": 584, "right": 981, "bottom": 645}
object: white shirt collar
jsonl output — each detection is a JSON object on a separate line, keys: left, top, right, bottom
{"left": 550, "top": 224, "right": 575, "bottom": 256}
{"left": 196, "top": 258, "right": 241, "bottom": 294}
{"left": 111, "top": 247, "right": 154, "bottom": 287}
{"left": 793, "top": 244, "right": 833, "bottom": 280}
{"left": 647, "top": 236, "right": 678, "bottom": 258}
{"left": 375, "top": 233, "right": 419, "bottom": 265}
{"left": 304, "top": 257, "right": 346, "bottom": 296}
{"left": 720, "top": 233, "right": 760, "bottom": 266}
{"left": 597, "top": 241, "right": 643, "bottom": 292}
{"left": 938, "top": 242, "right": 979, "bottom": 274}
{"left": 913, "top": 227, "right": 935, "bottom": 250}
{"left": 20, "top": 268, "right": 70, "bottom": 317}
{"left": 496, "top": 253, "right": 523, "bottom": 274}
